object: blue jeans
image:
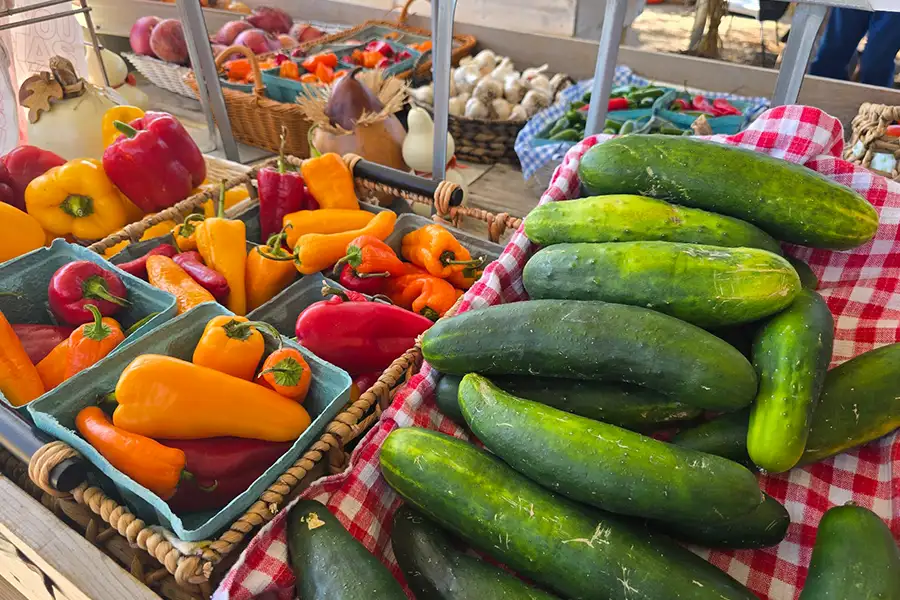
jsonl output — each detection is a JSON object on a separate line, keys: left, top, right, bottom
{"left": 809, "top": 9, "right": 900, "bottom": 88}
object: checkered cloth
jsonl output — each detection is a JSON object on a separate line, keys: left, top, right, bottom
{"left": 215, "top": 105, "right": 899, "bottom": 600}
{"left": 515, "top": 66, "right": 771, "bottom": 180}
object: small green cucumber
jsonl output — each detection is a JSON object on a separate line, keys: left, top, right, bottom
{"left": 799, "top": 505, "right": 900, "bottom": 599}
{"left": 435, "top": 374, "right": 701, "bottom": 431}
{"left": 787, "top": 256, "right": 818, "bottom": 289}
{"left": 459, "top": 374, "right": 764, "bottom": 524}
{"left": 671, "top": 410, "right": 752, "bottom": 467}
{"left": 749, "top": 289, "right": 834, "bottom": 473}
{"left": 391, "top": 505, "right": 559, "bottom": 599}
{"left": 523, "top": 195, "right": 782, "bottom": 253}
{"left": 658, "top": 493, "right": 789, "bottom": 549}
{"left": 523, "top": 242, "right": 800, "bottom": 327}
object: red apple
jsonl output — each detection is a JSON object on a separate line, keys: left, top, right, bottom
{"left": 245, "top": 6, "right": 292, "bottom": 34}
{"left": 214, "top": 20, "right": 253, "bottom": 45}
{"left": 130, "top": 16, "right": 160, "bottom": 57}
{"left": 150, "top": 19, "right": 189, "bottom": 65}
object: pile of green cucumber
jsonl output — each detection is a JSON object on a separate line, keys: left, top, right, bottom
{"left": 376, "top": 136, "right": 897, "bottom": 598}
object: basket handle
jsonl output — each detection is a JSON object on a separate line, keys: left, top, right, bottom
{"left": 214, "top": 44, "right": 266, "bottom": 97}
{"left": 346, "top": 154, "right": 464, "bottom": 208}
{"left": 397, "top": 0, "right": 424, "bottom": 26}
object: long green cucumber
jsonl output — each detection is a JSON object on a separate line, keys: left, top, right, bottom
{"left": 657, "top": 493, "right": 789, "bottom": 549}
{"left": 801, "top": 342, "right": 900, "bottom": 465}
{"left": 459, "top": 374, "right": 763, "bottom": 523}
{"left": 524, "top": 242, "right": 800, "bottom": 327}
{"left": 287, "top": 500, "right": 405, "bottom": 599}
{"left": 435, "top": 374, "right": 701, "bottom": 431}
{"left": 749, "top": 289, "right": 834, "bottom": 473}
{"left": 381, "top": 427, "right": 757, "bottom": 600}
{"left": 671, "top": 409, "right": 752, "bottom": 467}
{"left": 421, "top": 300, "right": 758, "bottom": 411}
{"left": 523, "top": 195, "right": 782, "bottom": 253}
{"left": 391, "top": 505, "right": 559, "bottom": 599}
{"left": 799, "top": 505, "right": 900, "bottom": 599}
{"left": 787, "top": 256, "right": 818, "bottom": 289}
{"left": 577, "top": 135, "right": 878, "bottom": 250}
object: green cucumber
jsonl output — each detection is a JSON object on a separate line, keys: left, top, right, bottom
{"left": 709, "top": 323, "right": 759, "bottom": 359}
{"left": 749, "top": 289, "right": 834, "bottom": 473}
{"left": 799, "top": 505, "right": 900, "bottom": 599}
{"left": 787, "top": 256, "right": 818, "bottom": 289}
{"left": 381, "top": 428, "right": 756, "bottom": 600}
{"left": 287, "top": 500, "right": 405, "bottom": 599}
{"left": 671, "top": 409, "right": 752, "bottom": 467}
{"left": 436, "top": 374, "right": 701, "bottom": 431}
{"left": 578, "top": 135, "right": 878, "bottom": 250}
{"left": 391, "top": 505, "right": 559, "bottom": 599}
{"left": 801, "top": 342, "right": 900, "bottom": 465}
{"left": 458, "top": 374, "right": 763, "bottom": 523}
{"left": 658, "top": 493, "right": 789, "bottom": 549}
{"left": 524, "top": 195, "right": 782, "bottom": 254}
{"left": 422, "top": 300, "right": 757, "bottom": 411}
{"left": 524, "top": 242, "right": 800, "bottom": 327}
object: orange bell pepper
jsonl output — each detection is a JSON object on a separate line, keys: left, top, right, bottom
{"left": 401, "top": 224, "right": 484, "bottom": 278}
{"left": 258, "top": 347, "right": 311, "bottom": 402}
{"left": 300, "top": 153, "right": 359, "bottom": 210}
{"left": 293, "top": 210, "right": 396, "bottom": 275}
{"left": 146, "top": 255, "right": 215, "bottom": 315}
{"left": 112, "top": 354, "right": 311, "bottom": 442}
{"left": 0, "top": 311, "right": 45, "bottom": 406}
{"left": 246, "top": 228, "right": 297, "bottom": 312}
{"left": 76, "top": 406, "right": 185, "bottom": 500}
{"left": 192, "top": 315, "right": 281, "bottom": 381}
{"left": 36, "top": 338, "right": 68, "bottom": 391}
{"left": 64, "top": 305, "right": 125, "bottom": 379}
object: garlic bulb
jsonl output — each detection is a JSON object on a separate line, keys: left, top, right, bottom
{"left": 448, "top": 76, "right": 457, "bottom": 97}
{"left": 521, "top": 89, "right": 551, "bottom": 117}
{"left": 473, "top": 78, "right": 503, "bottom": 105}
{"left": 503, "top": 74, "right": 525, "bottom": 104}
{"left": 459, "top": 56, "right": 474, "bottom": 67}
{"left": 489, "top": 57, "right": 515, "bottom": 81}
{"left": 522, "top": 63, "right": 549, "bottom": 82}
{"left": 473, "top": 49, "right": 497, "bottom": 73}
{"left": 491, "top": 98, "right": 512, "bottom": 121}
{"left": 449, "top": 96, "right": 466, "bottom": 117}
{"left": 410, "top": 83, "right": 434, "bottom": 105}
{"left": 509, "top": 105, "right": 528, "bottom": 121}
{"left": 464, "top": 97, "right": 490, "bottom": 119}
{"left": 549, "top": 73, "right": 573, "bottom": 97}
{"left": 456, "top": 91, "right": 471, "bottom": 104}
{"left": 529, "top": 74, "right": 551, "bottom": 95}
{"left": 453, "top": 64, "right": 480, "bottom": 94}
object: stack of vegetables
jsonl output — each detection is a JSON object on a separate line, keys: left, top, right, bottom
{"left": 312, "top": 135, "right": 900, "bottom": 599}
{"left": 74, "top": 314, "right": 313, "bottom": 513}
{"left": 0, "top": 105, "right": 207, "bottom": 265}
{"left": 0, "top": 262, "right": 141, "bottom": 406}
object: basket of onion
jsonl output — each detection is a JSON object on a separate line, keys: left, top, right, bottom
{"left": 409, "top": 50, "right": 573, "bottom": 165}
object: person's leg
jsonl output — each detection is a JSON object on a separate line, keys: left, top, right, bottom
{"left": 858, "top": 12, "right": 900, "bottom": 87}
{"left": 809, "top": 8, "right": 871, "bottom": 81}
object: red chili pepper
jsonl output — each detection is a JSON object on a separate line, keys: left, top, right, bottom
{"left": 887, "top": 124, "right": 900, "bottom": 137}
{"left": 0, "top": 146, "right": 66, "bottom": 211}
{"left": 295, "top": 297, "right": 432, "bottom": 376}
{"left": 692, "top": 95, "right": 715, "bottom": 114}
{"left": 102, "top": 112, "right": 206, "bottom": 213}
{"left": 117, "top": 243, "right": 178, "bottom": 280}
{"left": 671, "top": 98, "right": 692, "bottom": 111}
{"left": 608, "top": 97, "right": 631, "bottom": 111}
{"left": 48, "top": 261, "right": 129, "bottom": 326}
{"left": 712, "top": 98, "right": 742, "bottom": 117}
{"left": 11, "top": 324, "right": 74, "bottom": 364}
{"left": 257, "top": 136, "right": 317, "bottom": 241}
{"left": 159, "top": 437, "right": 293, "bottom": 514}
{"left": 336, "top": 263, "right": 387, "bottom": 296}
{"left": 172, "top": 251, "right": 230, "bottom": 302}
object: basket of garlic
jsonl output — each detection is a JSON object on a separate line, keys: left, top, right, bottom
{"left": 409, "top": 49, "right": 573, "bottom": 165}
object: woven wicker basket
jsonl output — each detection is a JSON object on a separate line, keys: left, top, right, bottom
{"left": 125, "top": 53, "right": 195, "bottom": 98}
{"left": 845, "top": 102, "right": 900, "bottom": 181}
{"left": 7, "top": 154, "right": 523, "bottom": 600}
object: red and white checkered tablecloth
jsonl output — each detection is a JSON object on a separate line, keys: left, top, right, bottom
{"left": 214, "top": 105, "right": 900, "bottom": 600}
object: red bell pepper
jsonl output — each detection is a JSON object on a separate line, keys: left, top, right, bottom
{"left": 159, "top": 437, "right": 293, "bottom": 514}
{"left": 336, "top": 263, "right": 387, "bottom": 296}
{"left": 11, "top": 324, "right": 74, "bottom": 364}
{"left": 117, "top": 243, "right": 178, "bottom": 280}
{"left": 711, "top": 98, "right": 742, "bottom": 117}
{"left": 48, "top": 261, "right": 129, "bottom": 326}
{"left": 257, "top": 136, "right": 316, "bottom": 241}
{"left": 0, "top": 146, "right": 66, "bottom": 211}
{"left": 692, "top": 95, "right": 715, "bottom": 114}
{"left": 101, "top": 112, "right": 206, "bottom": 213}
{"left": 607, "top": 97, "right": 631, "bottom": 111}
{"left": 173, "top": 251, "right": 230, "bottom": 301}
{"left": 295, "top": 295, "right": 432, "bottom": 375}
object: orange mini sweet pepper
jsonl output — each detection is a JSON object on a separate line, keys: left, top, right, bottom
{"left": 36, "top": 338, "right": 68, "bottom": 391}
{"left": 196, "top": 182, "right": 247, "bottom": 315}
{"left": 293, "top": 210, "right": 396, "bottom": 275}
{"left": 385, "top": 271, "right": 459, "bottom": 321}
{"left": 401, "top": 224, "right": 484, "bottom": 278}
{"left": 246, "top": 228, "right": 297, "bottom": 312}
{"left": 334, "top": 235, "right": 406, "bottom": 278}
{"left": 0, "top": 311, "right": 45, "bottom": 406}
{"left": 300, "top": 153, "right": 359, "bottom": 210}
{"left": 64, "top": 304, "right": 125, "bottom": 379}
{"left": 192, "top": 315, "right": 281, "bottom": 381}
{"left": 282, "top": 209, "right": 374, "bottom": 247}
{"left": 146, "top": 255, "right": 215, "bottom": 315}
{"left": 258, "top": 347, "right": 311, "bottom": 402}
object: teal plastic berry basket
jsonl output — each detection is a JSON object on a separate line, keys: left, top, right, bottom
{"left": 27, "top": 302, "right": 352, "bottom": 541}
{"left": 0, "top": 240, "right": 177, "bottom": 414}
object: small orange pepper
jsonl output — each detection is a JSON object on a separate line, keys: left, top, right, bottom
{"left": 401, "top": 224, "right": 484, "bottom": 278}
{"left": 258, "top": 347, "right": 311, "bottom": 402}
{"left": 224, "top": 58, "right": 252, "bottom": 81}
{"left": 0, "top": 311, "right": 45, "bottom": 406}
{"left": 299, "top": 73, "right": 319, "bottom": 84}
{"left": 315, "top": 62, "right": 334, "bottom": 84}
{"left": 279, "top": 61, "right": 300, "bottom": 80}
{"left": 385, "top": 272, "right": 458, "bottom": 321}
{"left": 64, "top": 305, "right": 125, "bottom": 379}
{"left": 36, "top": 338, "right": 68, "bottom": 391}
{"left": 246, "top": 228, "right": 297, "bottom": 312}
{"left": 172, "top": 214, "right": 205, "bottom": 252}
{"left": 192, "top": 315, "right": 281, "bottom": 381}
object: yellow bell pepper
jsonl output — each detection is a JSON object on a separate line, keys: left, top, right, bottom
{"left": 0, "top": 203, "right": 45, "bottom": 263}
{"left": 102, "top": 106, "right": 145, "bottom": 148}
{"left": 140, "top": 220, "right": 178, "bottom": 241}
{"left": 25, "top": 159, "right": 128, "bottom": 241}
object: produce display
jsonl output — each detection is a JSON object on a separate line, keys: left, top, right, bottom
{"left": 410, "top": 50, "right": 573, "bottom": 121}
